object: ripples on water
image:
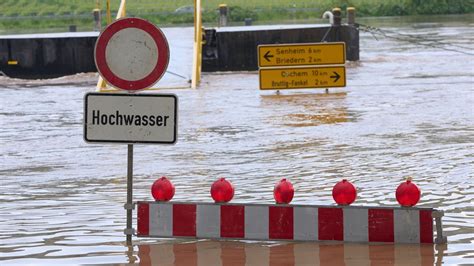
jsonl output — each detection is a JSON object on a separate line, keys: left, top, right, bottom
{"left": 0, "top": 16, "right": 473, "bottom": 265}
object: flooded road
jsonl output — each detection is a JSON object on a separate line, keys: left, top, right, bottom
{"left": 1, "top": 15, "right": 473, "bottom": 265}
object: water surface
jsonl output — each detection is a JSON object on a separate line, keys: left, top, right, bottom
{"left": 0, "top": 15, "right": 473, "bottom": 265}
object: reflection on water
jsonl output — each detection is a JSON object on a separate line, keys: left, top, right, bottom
{"left": 0, "top": 15, "right": 473, "bottom": 265}
{"left": 132, "top": 241, "right": 441, "bottom": 266}
{"left": 260, "top": 92, "right": 352, "bottom": 126}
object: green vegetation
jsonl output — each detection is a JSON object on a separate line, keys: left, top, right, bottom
{"left": 0, "top": 0, "right": 472, "bottom": 33}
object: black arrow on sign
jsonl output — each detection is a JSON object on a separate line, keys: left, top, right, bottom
{"left": 330, "top": 71, "right": 341, "bottom": 82}
{"left": 263, "top": 51, "right": 274, "bottom": 62}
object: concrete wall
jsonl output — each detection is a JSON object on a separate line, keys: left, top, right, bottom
{"left": 0, "top": 35, "right": 97, "bottom": 79}
{"left": 0, "top": 25, "right": 359, "bottom": 79}
{"left": 202, "top": 25, "right": 359, "bottom": 72}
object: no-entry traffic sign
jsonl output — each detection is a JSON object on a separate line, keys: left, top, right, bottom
{"left": 94, "top": 18, "right": 169, "bottom": 91}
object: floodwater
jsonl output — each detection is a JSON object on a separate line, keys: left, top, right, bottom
{"left": 1, "top": 15, "right": 473, "bottom": 265}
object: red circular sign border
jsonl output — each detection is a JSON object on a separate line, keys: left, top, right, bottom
{"left": 94, "top": 18, "right": 169, "bottom": 91}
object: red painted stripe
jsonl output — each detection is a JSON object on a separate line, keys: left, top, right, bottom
{"left": 318, "top": 208, "right": 343, "bottom": 241}
{"left": 221, "top": 205, "right": 245, "bottom": 238}
{"left": 137, "top": 202, "right": 149, "bottom": 236}
{"left": 419, "top": 210, "right": 433, "bottom": 243}
{"left": 368, "top": 209, "right": 394, "bottom": 242}
{"left": 269, "top": 206, "right": 294, "bottom": 240}
{"left": 173, "top": 204, "right": 196, "bottom": 237}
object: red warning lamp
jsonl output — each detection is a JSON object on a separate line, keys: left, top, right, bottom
{"left": 332, "top": 179, "right": 357, "bottom": 205}
{"left": 396, "top": 177, "right": 421, "bottom": 207}
{"left": 210, "top": 178, "right": 234, "bottom": 203}
{"left": 273, "top": 178, "right": 294, "bottom": 204}
{"left": 151, "top": 176, "right": 175, "bottom": 202}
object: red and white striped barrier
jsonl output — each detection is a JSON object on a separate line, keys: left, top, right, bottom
{"left": 137, "top": 201, "right": 443, "bottom": 244}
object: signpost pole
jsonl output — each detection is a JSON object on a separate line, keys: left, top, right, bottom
{"left": 126, "top": 144, "right": 133, "bottom": 245}
{"left": 90, "top": 17, "right": 174, "bottom": 246}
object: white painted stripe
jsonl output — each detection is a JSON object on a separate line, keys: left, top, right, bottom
{"left": 149, "top": 203, "right": 173, "bottom": 237}
{"left": 394, "top": 209, "right": 420, "bottom": 243}
{"left": 343, "top": 208, "right": 368, "bottom": 242}
{"left": 294, "top": 207, "right": 318, "bottom": 240}
{"left": 197, "top": 204, "right": 220, "bottom": 238}
{"left": 245, "top": 205, "right": 269, "bottom": 240}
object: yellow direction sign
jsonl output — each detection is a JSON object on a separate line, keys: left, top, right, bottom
{"left": 259, "top": 66, "right": 346, "bottom": 90}
{"left": 258, "top": 42, "right": 345, "bottom": 67}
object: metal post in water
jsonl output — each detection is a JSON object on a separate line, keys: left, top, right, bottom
{"left": 125, "top": 144, "right": 134, "bottom": 245}
{"left": 433, "top": 210, "right": 447, "bottom": 244}
{"left": 331, "top": 8, "right": 342, "bottom": 42}
{"left": 347, "top": 7, "right": 356, "bottom": 25}
{"left": 244, "top": 18, "right": 252, "bottom": 26}
{"left": 106, "top": 0, "right": 112, "bottom": 24}
{"left": 332, "top": 7, "right": 342, "bottom": 26}
{"left": 93, "top": 8, "right": 102, "bottom": 31}
{"left": 219, "top": 4, "right": 228, "bottom": 27}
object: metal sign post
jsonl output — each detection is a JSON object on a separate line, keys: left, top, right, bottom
{"left": 84, "top": 93, "right": 178, "bottom": 144}
{"left": 126, "top": 144, "right": 133, "bottom": 245}
{"left": 84, "top": 93, "right": 178, "bottom": 245}
{"left": 88, "top": 17, "right": 173, "bottom": 246}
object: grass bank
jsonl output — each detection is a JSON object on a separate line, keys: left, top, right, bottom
{"left": 0, "top": 0, "right": 472, "bottom": 33}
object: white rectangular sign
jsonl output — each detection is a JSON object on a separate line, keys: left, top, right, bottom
{"left": 84, "top": 93, "right": 177, "bottom": 144}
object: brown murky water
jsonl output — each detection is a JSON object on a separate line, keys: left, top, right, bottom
{"left": 0, "top": 15, "right": 473, "bottom": 265}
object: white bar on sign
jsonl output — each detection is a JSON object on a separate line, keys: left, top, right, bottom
{"left": 343, "top": 208, "right": 369, "bottom": 242}
{"left": 394, "top": 209, "right": 420, "bottom": 243}
{"left": 294, "top": 207, "right": 318, "bottom": 240}
{"left": 197, "top": 204, "right": 220, "bottom": 238}
{"left": 245, "top": 205, "right": 269, "bottom": 240}
{"left": 150, "top": 204, "right": 173, "bottom": 237}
